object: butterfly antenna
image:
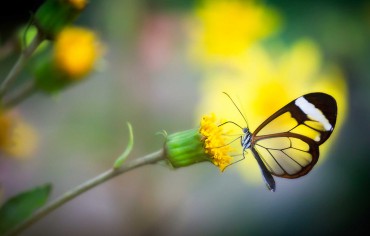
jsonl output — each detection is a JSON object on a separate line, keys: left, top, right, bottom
{"left": 222, "top": 92, "right": 249, "bottom": 127}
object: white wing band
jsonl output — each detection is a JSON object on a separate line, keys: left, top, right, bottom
{"left": 295, "top": 97, "right": 332, "bottom": 131}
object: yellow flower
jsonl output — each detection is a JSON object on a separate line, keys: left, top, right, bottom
{"left": 0, "top": 111, "right": 38, "bottom": 159}
{"left": 187, "top": 0, "right": 280, "bottom": 64}
{"left": 165, "top": 113, "right": 233, "bottom": 171}
{"left": 68, "top": 0, "right": 88, "bottom": 10}
{"left": 196, "top": 39, "right": 348, "bottom": 183}
{"left": 199, "top": 113, "right": 233, "bottom": 170}
{"left": 54, "top": 27, "right": 102, "bottom": 80}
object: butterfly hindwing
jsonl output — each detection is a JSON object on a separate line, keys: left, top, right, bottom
{"left": 253, "top": 133, "right": 319, "bottom": 178}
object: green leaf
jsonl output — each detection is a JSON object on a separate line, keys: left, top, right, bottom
{"left": 113, "top": 122, "right": 134, "bottom": 169}
{"left": 0, "top": 184, "right": 52, "bottom": 235}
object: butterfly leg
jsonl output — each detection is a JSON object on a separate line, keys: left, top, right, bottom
{"left": 220, "top": 136, "right": 246, "bottom": 171}
{"left": 250, "top": 147, "right": 276, "bottom": 192}
{"left": 214, "top": 121, "right": 244, "bottom": 148}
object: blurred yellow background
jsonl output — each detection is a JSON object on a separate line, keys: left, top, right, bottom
{"left": 1, "top": 0, "right": 369, "bottom": 235}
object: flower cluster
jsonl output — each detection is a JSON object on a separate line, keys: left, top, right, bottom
{"left": 32, "top": 0, "right": 103, "bottom": 93}
{"left": 0, "top": 0, "right": 102, "bottom": 157}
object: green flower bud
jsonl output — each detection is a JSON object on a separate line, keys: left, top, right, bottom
{"left": 34, "top": 0, "right": 88, "bottom": 39}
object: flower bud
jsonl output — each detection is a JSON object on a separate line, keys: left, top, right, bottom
{"left": 34, "top": 0, "right": 88, "bottom": 38}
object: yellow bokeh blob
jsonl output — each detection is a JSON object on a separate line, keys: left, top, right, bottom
{"left": 187, "top": 0, "right": 280, "bottom": 64}
{"left": 0, "top": 111, "right": 38, "bottom": 159}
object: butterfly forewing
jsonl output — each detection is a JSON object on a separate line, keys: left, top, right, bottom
{"left": 253, "top": 93, "right": 337, "bottom": 144}
{"left": 252, "top": 92, "right": 337, "bottom": 178}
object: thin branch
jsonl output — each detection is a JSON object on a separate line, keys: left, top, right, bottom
{"left": 7, "top": 149, "right": 166, "bottom": 236}
{"left": 0, "top": 30, "right": 44, "bottom": 98}
{"left": 2, "top": 80, "right": 37, "bottom": 109}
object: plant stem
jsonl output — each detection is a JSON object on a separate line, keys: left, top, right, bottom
{"left": 7, "top": 149, "right": 166, "bottom": 236}
{"left": 0, "top": 30, "right": 44, "bottom": 99}
{"left": 2, "top": 80, "right": 37, "bottom": 109}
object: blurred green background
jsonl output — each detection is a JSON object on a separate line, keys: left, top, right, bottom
{"left": 1, "top": 0, "right": 369, "bottom": 235}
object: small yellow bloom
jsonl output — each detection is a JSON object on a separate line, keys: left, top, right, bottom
{"left": 54, "top": 27, "right": 102, "bottom": 79}
{"left": 165, "top": 113, "right": 233, "bottom": 171}
{"left": 68, "top": 0, "right": 88, "bottom": 10}
{"left": 0, "top": 112, "right": 38, "bottom": 159}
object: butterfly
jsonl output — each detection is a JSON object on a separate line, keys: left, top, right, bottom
{"left": 223, "top": 92, "right": 337, "bottom": 192}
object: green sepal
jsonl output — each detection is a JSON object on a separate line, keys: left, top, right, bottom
{"left": 33, "top": 52, "right": 73, "bottom": 94}
{"left": 18, "top": 25, "right": 49, "bottom": 54}
{"left": 165, "top": 129, "right": 210, "bottom": 168}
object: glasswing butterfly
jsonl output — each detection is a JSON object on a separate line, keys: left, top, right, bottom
{"left": 222, "top": 92, "right": 337, "bottom": 192}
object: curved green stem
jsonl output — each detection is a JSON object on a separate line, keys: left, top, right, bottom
{"left": 7, "top": 149, "right": 166, "bottom": 236}
{"left": 0, "top": 30, "right": 44, "bottom": 99}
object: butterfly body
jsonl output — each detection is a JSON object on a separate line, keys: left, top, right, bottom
{"left": 241, "top": 128, "right": 252, "bottom": 150}
{"left": 224, "top": 92, "right": 338, "bottom": 192}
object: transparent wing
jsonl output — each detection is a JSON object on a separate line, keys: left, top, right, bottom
{"left": 253, "top": 134, "right": 319, "bottom": 178}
